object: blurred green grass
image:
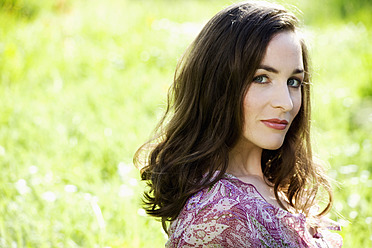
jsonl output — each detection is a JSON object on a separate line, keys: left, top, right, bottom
{"left": 0, "top": 0, "right": 371, "bottom": 247}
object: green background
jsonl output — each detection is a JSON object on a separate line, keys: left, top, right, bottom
{"left": 0, "top": 0, "right": 371, "bottom": 247}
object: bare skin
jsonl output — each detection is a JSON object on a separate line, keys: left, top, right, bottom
{"left": 228, "top": 31, "right": 303, "bottom": 204}
{"left": 227, "top": 31, "right": 318, "bottom": 236}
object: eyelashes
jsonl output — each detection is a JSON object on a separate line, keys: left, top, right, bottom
{"left": 252, "top": 75, "right": 303, "bottom": 88}
{"left": 253, "top": 75, "right": 269, "bottom": 84}
{"left": 287, "top": 78, "right": 302, "bottom": 88}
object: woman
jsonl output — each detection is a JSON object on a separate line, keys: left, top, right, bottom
{"left": 135, "top": 1, "right": 343, "bottom": 247}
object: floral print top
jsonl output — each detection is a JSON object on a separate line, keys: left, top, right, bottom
{"left": 166, "top": 173, "right": 342, "bottom": 247}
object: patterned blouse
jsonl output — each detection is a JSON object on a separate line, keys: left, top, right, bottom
{"left": 166, "top": 173, "right": 342, "bottom": 247}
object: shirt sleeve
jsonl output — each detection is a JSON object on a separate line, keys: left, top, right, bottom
{"left": 166, "top": 180, "right": 343, "bottom": 248}
{"left": 170, "top": 197, "right": 262, "bottom": 248}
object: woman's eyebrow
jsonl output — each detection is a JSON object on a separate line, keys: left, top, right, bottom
{"left": 258, "top": 65, "right": 304, "bottom": 74}
{"left": 293, "top": 68, "right": 304, "bottom": 74}
{"left": 258, "top": 65, "right": 279, "bottom": 73}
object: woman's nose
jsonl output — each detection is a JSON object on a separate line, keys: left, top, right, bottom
{"left": 270, "top": 84, "right": 294, "bottom": 112}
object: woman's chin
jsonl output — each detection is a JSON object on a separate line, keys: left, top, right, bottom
{"left": 262, "top": 141, "right": 284, "bottom": 150}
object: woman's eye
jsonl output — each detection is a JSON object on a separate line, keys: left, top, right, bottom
{"left": 287, "top": 78, "right": 302, "bottom": 88}
{"left": 253, "top": 75, "right": 269, "bottom": 84}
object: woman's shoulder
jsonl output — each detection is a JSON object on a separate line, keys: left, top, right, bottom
{"left": 166, "top": 177, "right": 265, "bottom": 247}
{"left": 179, "top": 173, "right": 303, "bottom": 224}
{"left": 190, "top": 173, "right": 263, "bottom": 204}
{"left": 181, "top": 174, "right": 271, "bottom": 217}
{"left": 166, "top": 174, "right": 343, "bottom": 247}
{"left": 166, "top": 175, "right": 308, "bottom": 247}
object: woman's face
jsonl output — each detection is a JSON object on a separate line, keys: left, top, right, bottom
{"left": 239, "top": 31, "right": 304, "bottom": 150}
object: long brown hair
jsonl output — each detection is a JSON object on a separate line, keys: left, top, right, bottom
{"left": 134, "top": 1, "right": 332, "bottom": 232}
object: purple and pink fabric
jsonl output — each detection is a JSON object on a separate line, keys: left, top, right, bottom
{"left": 166, "top": 173, "right": 342, "bottom": 247}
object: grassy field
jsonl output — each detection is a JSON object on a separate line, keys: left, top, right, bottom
{"left": 0, "top": 0, "right": 371, "bottom": 247}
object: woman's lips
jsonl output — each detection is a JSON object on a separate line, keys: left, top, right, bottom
{"left": 261, "top": 119, "right": 288, "bottom": 130}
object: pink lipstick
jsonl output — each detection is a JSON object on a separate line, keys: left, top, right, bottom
{"left": 261, "top": 119, "right": 288, "bottom": 130}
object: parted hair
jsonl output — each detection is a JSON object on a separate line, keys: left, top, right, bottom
{"left": 134, "top": 0, "right": 332, "bottom": 233}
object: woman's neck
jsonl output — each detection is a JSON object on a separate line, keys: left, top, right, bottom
{"left": 227, "top": 140, "right": 263, "bottom": 179}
